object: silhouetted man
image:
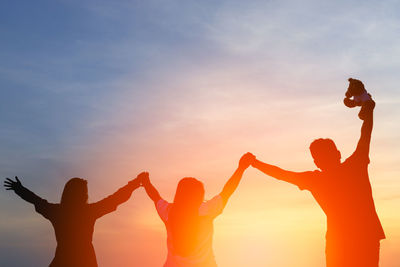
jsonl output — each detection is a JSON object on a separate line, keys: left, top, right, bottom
{"left": 249, "top": 86, "right": 385, "bottom": 267}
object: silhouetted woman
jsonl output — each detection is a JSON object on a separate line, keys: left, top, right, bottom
{"left": 3, "top": 173, "right": 145, "bottom": 267}
{"left": 141, "top": 153, "right": 254, "bottom": 267}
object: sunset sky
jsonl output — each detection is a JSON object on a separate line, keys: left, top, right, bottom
{"left": 0, "top": 0, "right": 399, "bottom": 266}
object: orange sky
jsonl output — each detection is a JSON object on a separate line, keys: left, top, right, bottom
{"left": 1, "top": 1, "right": 399, "bottom": 266}
{"left": 60, "top": 73, "right": 399, "bottom": 266}
{"left": 1, "top": 66, "right": 399, "bottom": 267}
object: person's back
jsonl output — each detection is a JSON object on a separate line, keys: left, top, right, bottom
{"left": 52, "top": 206, "right": 96, "bottom": 246}
{"left": 38, "top": 203, "right": 99, "bottom": 266}
{"left": 306, "top": 153, "right": 384, "bottom": 242}
{"left": 249, "top": 87, "right": 385, "bottom": 267}
{"left": 4, "top": 175, "right": 143, "bottom": 267}
{"left": 157, "top": 193, "right": 224, "bottom": 266}
{"left": 141, "top": 154, "right": 254, "bottom": 267}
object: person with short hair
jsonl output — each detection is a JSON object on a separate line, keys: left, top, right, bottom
{"left": 248, "top": 91, "right": 384, "bottom": 267}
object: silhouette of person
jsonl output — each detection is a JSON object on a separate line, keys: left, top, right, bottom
{"left": 3, "top": 173, "right": 146, "bottom": 267}
{"left": 141, "top": 153, "right": 254, "bottom": 267}
{"left": 248, "top": 92, "right": 384, "bottom": 267}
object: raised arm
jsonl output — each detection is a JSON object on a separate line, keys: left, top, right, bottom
{"left": 219, "top": 153, "right": 254, "bottom": 205}
{"left": 90, "top": 172, "right": 143, "bottom": 218}
{"left": 141, "top": 172, "right": 162, "bottom": 204}
{"left": 4, "top": 176, "right": 57, "bottom": 220}
{"left": 4, "top": 176, "right": 44, "bottom": 205}
{"left": 353, "top": 99, "right": 375, "bottom": 158}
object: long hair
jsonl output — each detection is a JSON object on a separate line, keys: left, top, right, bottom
{"left": 60, "top": 178, "right": 88, "bottom": 208}
{"left": 169, "top": 177, "right": 205, "bottom": 256}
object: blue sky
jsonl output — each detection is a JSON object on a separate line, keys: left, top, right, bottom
{"left": 1, "top": 0, "right": 400, "bottom": 266}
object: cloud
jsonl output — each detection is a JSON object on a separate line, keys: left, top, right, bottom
{"left": 1, "top": 1, "right": 400, "bottom": 266}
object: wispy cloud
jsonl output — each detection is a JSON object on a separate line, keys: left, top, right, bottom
{"left": 1, "top": 0, "right": 399, "bottom": 266}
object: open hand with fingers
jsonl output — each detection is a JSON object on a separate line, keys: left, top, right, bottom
{"left": 4, "top": 176, "right": 23, "bottom": 191}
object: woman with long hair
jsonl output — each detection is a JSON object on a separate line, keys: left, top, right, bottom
{"left": 3, "top": 172, "right": 146, "bottom": 267}
{"left": 142, "top": 153, "right": 254, "bottom": 266}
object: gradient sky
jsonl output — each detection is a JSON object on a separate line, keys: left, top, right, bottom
{"left": 1, "top": 0, "right": 399, "bottom": 266}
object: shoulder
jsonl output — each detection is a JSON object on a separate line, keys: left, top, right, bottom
{"left": 35, "top": 199, "right": 58, "bottom": 209}
{"left": 199, "top": 195, "right": 224, "bottom": 217}
{"left": 296, "top": 170, "right": 321, "bottom": 191}
{"left": 156, "top": 199, "right": 171, "bottom": 221}
{"left": 156, "top": 199, "right": 170, "bottom": 209}
{"left": 344, "top": 151, "right": 370, "bottom": 167}
{"left": 35, "top": 201, "right": 60, "bottom": 218}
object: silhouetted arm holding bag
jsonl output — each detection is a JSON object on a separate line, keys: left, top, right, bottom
{"left": 141, "top": 172, "right": 162, "bottom": 204}
{"left": 219, "top": 153, "right": 254, "bottom": 206}
{"left": 90, "top": 172, "right": 144, "bottom": 218}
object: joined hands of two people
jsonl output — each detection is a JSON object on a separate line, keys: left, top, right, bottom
{"left": 4, "top": 154, "right": 262, "bottom": 192}
{"left": 137, "top": 152, "right": 257, "bottom": 183}
{"left": 239, "top": 152, "right": 256, "bottom": 170}
{"left": 134, "top": 171, "right": 150, "bottom": 187}
{"left": 132, "top": 152, "right": 258, "bottom": 187}
{"left": 4, "top": 174, "right": 151, "bottom": 192}
{"left": 4, "top": 154, "right": 259, "bottom": 192}
{"left": 4, "top": 82, "right": 373, "bottom": 192}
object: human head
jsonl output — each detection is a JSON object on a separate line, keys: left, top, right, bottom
{"left": 173, "top": 177, "right": 205, "bottom": 208}
{"left": 60, "top": 177, "right": 88, "bottom": 207}
{"left": 309, "top": 138, "right": 341, "bottom": 171}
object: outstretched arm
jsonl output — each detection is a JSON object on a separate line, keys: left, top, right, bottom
{"left": 4, "top": 176, "right": 57, "bottom": 220}
{"left": 141, "top": 172, "right": 162, "bottom": 204}
{"left": 4, "top": 176, "right": 44, "bottom": 205}
{"left": 353, "top": 100, "right": 375, "bottom": 158}
{"left": 91, "top": 172, "right": 143, "bottom": 218}
{"left": 251, "top": 159, "right": 310, "bottom": 186}
{"left": 219, "top": 153, "right": 254, "bottom": 205}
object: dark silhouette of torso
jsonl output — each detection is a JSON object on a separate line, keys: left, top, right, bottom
{"left": 14, "top": 183, "right": 136, "bottom": 267}
{"left": 300, "top": 152, "right": 385, "bottom": 241}
{"left": 36, "top": 203, "right": 108, "bottom": 267}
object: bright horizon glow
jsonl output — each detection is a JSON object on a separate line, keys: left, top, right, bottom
{"left": 1, "top": 0, "right": 399, "bottom": 266}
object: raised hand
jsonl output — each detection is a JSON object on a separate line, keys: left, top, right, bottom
{"left": 4, "top": 176, "right": 23, "bottom": 191}
{"left": 343, "top": 97, "right": 357, "bottom": 108}
{"left": 140, "top": 172, "right": 161, "bottom": 203}
{"left": 358, "top": 98, "right": 376, "bottom": 121}
{"left": 137, "top": 171, "right": 150, "bottom": 186}
{"left": 239, "top": 152, "right": 256, "bottom": 170}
